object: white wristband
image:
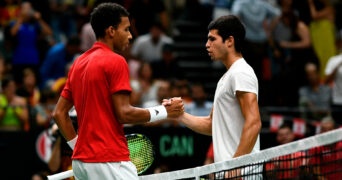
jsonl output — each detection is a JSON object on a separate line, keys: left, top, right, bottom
{"left": 147, "top": 105, "right": 168, "bottom": 122}
{"left": 67, "top": 135, "right": 78, "bottom": 150}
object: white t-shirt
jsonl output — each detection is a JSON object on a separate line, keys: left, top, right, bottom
{"left": 131, "top": 34, "right": 173, "bottom": 62}
{"left": 212, "top": 58, "right": 260, "bottom": 163}
{"left": 325, "top": 54, "right": 342, "bottom": 105}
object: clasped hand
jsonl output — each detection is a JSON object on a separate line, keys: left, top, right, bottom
{"left": 162, "top": 97, "right": 184, "bottom": 119}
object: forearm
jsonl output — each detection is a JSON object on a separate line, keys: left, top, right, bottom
{"left": 38, "top": 19, "right": 52, "bottom": 36}
{"left": 233, "top": 118, "right": 261, "bottom": 157}
{"left": 179, "top": 113, "right": 212, "bottom": 136}
{"left": 48, "top": 137, "right": 62, "bottom": 172}
{"left": 10, "top": 20, "right": 22, "bottom": 36}
{"left": 286, "top": 41, "right": 310, "bottom": 49}
{"left": 117, "top": 105, "right": 150, "bottom": 124}
{"left": 54, "top": 113, "right": 77, "bottom": 141}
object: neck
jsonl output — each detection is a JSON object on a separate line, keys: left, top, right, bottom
{"left": 98, "top": 39, "right": 114, "bottom": 51}
{"left": 222, "top": 52, "right": 243, "bottom": 69}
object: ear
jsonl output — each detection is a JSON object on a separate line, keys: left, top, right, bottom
{"left": 106, "top": 26, "right": 116, "bottom": 38}
{"left": 225, "top": 36, "right": 234, "bottom": 48}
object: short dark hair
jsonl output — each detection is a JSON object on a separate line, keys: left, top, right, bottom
{"left": 90, "top": 2, "right": 129, "bottom": 39}
{"left": 278, "top": 123, "right": 292, "bottom": 131}
{"left": 208, "top": 15, "right": 245, "bottom": 53}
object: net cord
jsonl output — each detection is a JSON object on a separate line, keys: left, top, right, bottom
{"left": 139, "top": 128, "right": 342, "bottom": 180}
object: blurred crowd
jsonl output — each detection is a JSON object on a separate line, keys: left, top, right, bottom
{"left": 0, "top": 0, "right": 342, "bottom": 179}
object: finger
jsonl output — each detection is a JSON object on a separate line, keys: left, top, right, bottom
{"left": 162, "top": 99, "right": 172, "bottom": 105}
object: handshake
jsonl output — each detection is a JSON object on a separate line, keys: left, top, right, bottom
{"left": 162, "top": 97, "right": 185, "bottom": 119}
{"left": 146, "top": 97, "right": 185, "bottom": 123}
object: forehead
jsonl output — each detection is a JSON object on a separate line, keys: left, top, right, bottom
{"left": 278, "top": 128, "right": 291, "bottom": 134}
{"left": 208, "top": 29, "right": 220, "bottom": 38}
{"left": 118, "top": 16, "right": 130, "bottom": 28}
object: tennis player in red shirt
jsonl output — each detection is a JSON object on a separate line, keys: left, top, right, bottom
{"left": 52, "top": 3, "right": 184, "bottom": 180}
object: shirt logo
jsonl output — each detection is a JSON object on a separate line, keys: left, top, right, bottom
{"left": 155, "top": 109, "right": 159, "bottom": 115}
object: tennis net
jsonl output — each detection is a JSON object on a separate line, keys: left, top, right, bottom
{"left": 139, "top": 128, "right": 342, "bottom": 180}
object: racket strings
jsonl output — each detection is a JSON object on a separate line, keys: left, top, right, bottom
{"left": 127, "top": 135, "right": 154, "bottom": 174}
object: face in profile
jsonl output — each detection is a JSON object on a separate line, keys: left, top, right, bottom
{"left": 206, "top": 29, "right": 227, "bottom": 61}
{"left": 113, "top": 17, "right": 132, "bottom": 52}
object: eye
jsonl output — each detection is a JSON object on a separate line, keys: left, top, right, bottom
{"left": 208, "top": 37, "right": 215, "bottom": 42}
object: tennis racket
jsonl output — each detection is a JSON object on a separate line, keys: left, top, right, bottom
{"left": 47, "top": 133, "right": 154, "bottom": 180}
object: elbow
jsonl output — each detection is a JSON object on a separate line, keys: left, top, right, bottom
{"left": 247, "top": 117, "right": 262, "bottom": 134}
{"left": 115, "top": 106, "right": 133, "bottom": 124}
{"left": 255, "top": 118, "right": 262, "bottom": 134}
{"left": 52, "top": 109, "right": 62, "bottom": 123}
{"left": 303, "top": 39, "right": 311, "bottom": 48}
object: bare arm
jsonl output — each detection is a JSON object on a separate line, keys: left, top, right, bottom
{"left": 10, "top": 18, "right": 23, "bottom": 36}
{"left": 112, "top": 91, "right": 150, "bottom": 124}
{"left": 280, "top": 21, "right": 311, "bottom": 49}
{"left": 308, "top": 0, "right": 334, "bottom": 21}
{"left": 35, "top": 12, "right": 53, "bottom": 36}
{"left": 52, "top": 97, "right": 76, "bottom": 141}
{"left": 177, "top": 108, "right": 213, "bottom": 136}
{"left": 233, "top": 91, "right": 262, "bottom": 158}
{"left": 112, "top": 91, "right": 184, "bottom": 124}
{"left": 48, "top": 136, "right": 62, "bottom": 173}
{"left": 325, "top": 61, "right": 342, "bottom": 84}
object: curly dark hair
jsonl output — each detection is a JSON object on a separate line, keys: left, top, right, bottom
{"left": 90, "top": 2, "right": 129, "bottom": 39}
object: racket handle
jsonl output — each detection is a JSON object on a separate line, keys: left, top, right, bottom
{"left": 47, "top": 169, "right": 74, "bottom": 180}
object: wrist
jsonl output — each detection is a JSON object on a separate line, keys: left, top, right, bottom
{"left": 67, "top": 135, "right": 78, "bottom": 150}
{"left": 147, "top": 105, "right": 168, "bottom": 122}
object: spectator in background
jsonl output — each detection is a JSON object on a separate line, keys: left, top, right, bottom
{"left": 79, "top": 22, "right": 96, "bottom": 52}
{"left": 185, "top": 82, "right": 212, "bottom": 117}
{"left": 0, "top": 75, "right": 29, "bottom": 131}
{"left": 130, "top": 21, "right": 173, "bottom": 63}
{"left": 40, "top": 36, "right": 81, "bottom": 89}
{"left": 50, "top": 62, "right": 73, "bottom": 95}
{"left": 203, "top": 142, "right": 214, "bottom": 165}
{"left": 0, "top": 54, "right": 8, "bottom": 91}
{"left": 151, "top": 43, "right": 184, "bottom": 80}
{"left": 299, "top": 62, "right": 331, "bottom": 121}
{"left": 16, "top": 68, "right": 40, "bottom": 107}
{"left": 142, "top": 80, "right": 171, "bottom": 108}
{"left": 265, "top": 124, "right": 307, "bottom": 179}
{"left": 130, "top": 62, "right": 159, "bottom": 107}
{"left": 212, "top": 0, "right": 235, "bottom": 20}
{"left": 0, "top": 0, "right": 20, "bottom": 27}
{"left": 231, "top": 0, "right": 280, "bottom": 82}
{"left": 308, "top": 0, "right": 337, "bottom": 78}
{"left": 231, "top": 0, "right": 280, "bottom": 106}
{"left": 142, "top": 80, "right": 180, "bottom": 127}
{"left": 171, "top": 79, "right": 193, "bottom": 105}
{"left": 308, "top": 116, "right": 342, "bottom": 179}
{"left": 268, "top": 0, "right": 318, "bottom": 106}
{"left": 325, "top": 31, "right": 342, "bottom": 125}
{"left": 48, "top": 0, "right": 78, "bottom": 43}
{"left": 8, "top": 1, "right": 52, "bottom": 84}
{"left": 276, "top": 124, "right": 296, "bottom": 145}
{"left": 15, "top": 68, "right": 51, "bottom": 132}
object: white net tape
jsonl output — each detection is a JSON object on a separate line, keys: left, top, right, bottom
{"left": 48, "top": 128, "right": 342, "bottom": 180}
{"left": 139, "top": 128, "right": 342, "bottom": 180}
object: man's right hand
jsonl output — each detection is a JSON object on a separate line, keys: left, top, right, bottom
{"left": 164, "top": 97, "right": 184, "bottom": 119}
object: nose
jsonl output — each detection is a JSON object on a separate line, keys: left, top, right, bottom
{"left": 128, "top": 31, "right": 132, "bottom": 41}
{"left": 205, "top": 41, "right": 210, "bottom": 49}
